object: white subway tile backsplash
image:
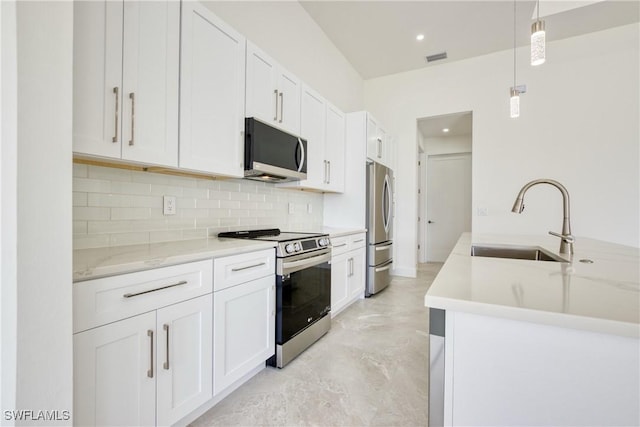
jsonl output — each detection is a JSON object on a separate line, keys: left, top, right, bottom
{"left": 73, "top": 165, "right": 323, "bottom": 249}
{"left": 74, "top": 178, "right": 111, "bottom": 193}
{"left": 111, "top": 181, "right": 151, "bottom": 195}
{"left": 111, "top": 207, "right": 151, "bottom": 221}
{"left": 73, "top": 192, "right": 88, "bottom": 207}
{"left": 73, "top": 206, "right": 110, "bottom": 221}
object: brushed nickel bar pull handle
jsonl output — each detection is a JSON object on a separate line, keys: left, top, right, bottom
{"left": 128, "top": 92, "right": 135, "bottom": 146}
{"left": 274, "top": 89, "right": 278, "bottom": 121}
{"left": 147, "top": 330, "right": 154, "bottom": 378}
{"left": 112, "top": 87, "right": 119, "bottom": 143}
{"left": 231, "top": 262, "right": 266, "bottom": 272}
{"left": 279, "top": 92, "right": 284, "bottom": 123}
{"left": 123, "top": 280, "right": 188, "bottom": 298}
{"left": 163, "top": 324, "right": 170, "bottom": 370}
{"left": 349, "top": 258, "right": 354, "bottom": 277}
{"left": 333, "top": 243, "right": 347, "bottom": 248}
{"left": 354, "top": 239, "right": 364, "bottom": 243}
{"left": 377, "top": 138, "right": 382, "bottom": 158}
{"left": 327, "top": 160, "right": 331, "bottom": 184}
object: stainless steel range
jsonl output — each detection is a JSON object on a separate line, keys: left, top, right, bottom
{"left": 218, "top": 229, "right": 332, "bottom": 368}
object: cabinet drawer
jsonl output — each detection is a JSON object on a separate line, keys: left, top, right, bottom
{"left": 74, "top": 259, "right": 213, "bottom": 333}
{"left": 330, "top": 236, "right": 349, "bottom": 256}
{"left": 214, "top": 248, "right": 275, "bottom": 291}
{"left": 349, "top": 233, "right": 366, "bottom": 250}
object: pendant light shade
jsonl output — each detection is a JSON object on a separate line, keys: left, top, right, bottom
{"left": 510, "top": 88, "right": 520, "bottom": 118}
{"left": 531, "top": 20, "right": 546, "bottom": 65}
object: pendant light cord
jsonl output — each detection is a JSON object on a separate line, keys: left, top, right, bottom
{"left": 513, "top": 0, "right": 517, "bottom": 88}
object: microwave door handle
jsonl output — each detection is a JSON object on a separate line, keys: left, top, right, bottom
{"left": 297, "top": 138, "right": 305, "bottom": 172}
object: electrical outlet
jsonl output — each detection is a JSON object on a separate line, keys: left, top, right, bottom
{"left": 288, "top": 202, "right": 294, "bottom": 214}
{"left": 163, "top": 196, "right": 176, "bottom": 215}
{"left": 477, "top": 207, "right": 489, "bottom": 216}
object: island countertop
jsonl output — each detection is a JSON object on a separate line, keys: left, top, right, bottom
{"left": 424, "top": 233, "right": 640, "bottom": 338}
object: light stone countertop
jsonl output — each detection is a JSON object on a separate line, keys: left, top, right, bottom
{"left": 74, "top": 238, "right": 277, "bottom": 282}
{"left": 319, "top": 227, "right": 367, "bottom": 238}
{"left": 424, "top": 233, "right": 640, "bottom": 338}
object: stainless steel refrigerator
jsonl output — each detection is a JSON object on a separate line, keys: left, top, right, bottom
{"left": 366, "top": 161, "right": 393, "bottom": 296}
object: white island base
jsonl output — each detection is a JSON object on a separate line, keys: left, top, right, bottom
{"left": 443, "top": 310, "right": 639, "bottom": 426}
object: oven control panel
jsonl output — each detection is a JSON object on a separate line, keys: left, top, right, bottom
{"left": 279, "top": 236, "right": 331, "bottom": 257}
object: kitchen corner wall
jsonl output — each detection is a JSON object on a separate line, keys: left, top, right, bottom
{"left": 73, "top": 164, "right": 324, "bottom": 249}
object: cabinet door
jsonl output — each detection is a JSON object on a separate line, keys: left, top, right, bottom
{"left": 325, "top": 103, "right": 346, "bottom": 193}
{"left": 348, "top": 248, "right": 366, "bottom": 300}
{"left": 156, "top": 294, "right": 213, "bottom": 426}
{"left": 298, "top": 85, "right": 326, "bottom": 189}
{"left": 330, "top": 252, "right": 349, "bottom": 317}
{"left": 277, "top": 69, "right": 301, "bottom": 136}
{"left": 74, "top": 312, "right": 156, "bottom": 427}
{"left": 121, "top": 1, "right": 180, "bottom": 167}
{"left": 378, "top": 126, "right": 388, "bottom": 166}
{"left": 179, "top": 3, "right": 245, "bottom": 177}
{"left": 72, "top": 0, "right": 123, "bottom": 159}
{"left": 366, "top": 114, "right": 379, "bottom": 161}
{"left": 245, "top": 42, "right": 278, "bottom": 127}
{"left": 213, "top": 275, "right": 275, "bottom": 395}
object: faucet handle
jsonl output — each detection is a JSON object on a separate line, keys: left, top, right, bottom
{"left": 549, "top": 231, "right": 575, "bottom": 243}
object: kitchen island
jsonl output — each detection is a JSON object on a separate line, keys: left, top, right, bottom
{"left": 424, "top": 233, "right": 639, "bottom": 426}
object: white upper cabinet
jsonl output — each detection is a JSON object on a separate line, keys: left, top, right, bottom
{"left": 324, "top": 102, "right": 346, "bottom": 193}
{"left": 179, "top": 2, "right": 246, "bottom": 177}
{"left": 279, "top": 87, "right": 345, "bottom": 193}
{"left": 245, "top": 41, "right": 301, "bottom": 136}
{"left": 73, "top": 1, "right": 180, "bottom": 167}
{"left": 366, "top": 113, "right": 393, "bottom": 169}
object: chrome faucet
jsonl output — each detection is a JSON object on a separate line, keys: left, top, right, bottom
{"left": 511, "top": 179, "right": 574, "bottom": 255}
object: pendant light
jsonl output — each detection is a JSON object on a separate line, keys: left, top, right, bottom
{"left": 510, "top": 0, "right": 520, "bottom": 118}
{"left": 531, "top": 0, "right": 546, "bottom": 65}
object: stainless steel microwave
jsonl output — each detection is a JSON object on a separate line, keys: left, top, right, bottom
{"left": 244, "top": 118, "right": 307, "bottom": 183}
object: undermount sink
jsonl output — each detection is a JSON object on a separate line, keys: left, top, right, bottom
{"left": 470, "top": 244, "right": 568, "bottom": 263}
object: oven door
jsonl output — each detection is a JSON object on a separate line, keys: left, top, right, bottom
{"left": 276, "top": 250, "right": 331, "bottom": 344}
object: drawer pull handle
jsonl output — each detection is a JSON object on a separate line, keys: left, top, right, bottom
{"left": 123, "top": 280, "right": 188, "bottom": 299}
{"left": 147, "top": 330, "right": 154, "bottom": 378}
{"left": 163, "top": 324, "right": 170, "bottom": 370}
{"left": 333, "top": 243, "right": 347, "bottom": 248}
{"left": 354, "top": 239, "right": 364, "bottom": 243}
{"left": 231, "top": 262, "right": 266, "bottom": 272}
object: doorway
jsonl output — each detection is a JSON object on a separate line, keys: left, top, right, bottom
{"left": 417, "top": 112, "right": 472, "bottom": 263}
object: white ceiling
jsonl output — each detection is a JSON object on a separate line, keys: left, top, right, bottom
{"left": 300, "top": 0, "right": 639, "bottom": 80}
{"left": 418, "top": 111, "right": 472, "bottom": 138}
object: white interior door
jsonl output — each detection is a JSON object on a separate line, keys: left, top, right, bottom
{"left": 426, "top": 153, "right": 472, "bottom": 262}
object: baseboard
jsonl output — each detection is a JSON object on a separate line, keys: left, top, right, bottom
{"left": 392, "top": 267, "right": 417, "bottom": 278}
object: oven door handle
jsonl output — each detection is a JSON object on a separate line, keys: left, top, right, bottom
{"left": 281, "top": 252, "right": 331, "bottom": 276}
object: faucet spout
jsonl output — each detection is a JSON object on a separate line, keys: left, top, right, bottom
{"left": 511, "top": 179, "right": 574, "bottom": 255}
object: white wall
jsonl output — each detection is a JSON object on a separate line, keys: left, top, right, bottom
{"left": 1, "top": 0, "right": 18, "bottom": 422}
{"left": 365, "top": 24, "right": 640, "bottom": 276}
{"left": 424, "top": 135, "right": 472, "bottom": 156}
{"left": 15, "top": 2, "right": 73, "bottom": 423}
{"left": 202, "top": 1, "right": 364, "bottom": 113}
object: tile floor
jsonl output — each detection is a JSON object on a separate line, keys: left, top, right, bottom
{"left": 192, "top": 263, "right": 443, "bottom": 427}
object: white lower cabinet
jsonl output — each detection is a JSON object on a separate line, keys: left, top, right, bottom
{"left": 74, "top": 294, "right": 212, "bottom": 427}
{"left": 73, "top": 260, "right": 213, "bottom": 427}
{"left": 213, "top": 275, "right": 275, "bottom": 395}
{"left": 331, "top": 233, "right": 366, "bottom": 317}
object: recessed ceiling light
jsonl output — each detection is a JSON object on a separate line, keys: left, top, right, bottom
{"left": 416, "top": 34, "right": 425, "bottom": 41}
{"left": 442, "top": 128, "right": 450, "bottom": 133}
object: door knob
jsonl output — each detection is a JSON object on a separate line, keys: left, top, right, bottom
{"left": 428, "top": 220, "right": 435, "bottom": 224}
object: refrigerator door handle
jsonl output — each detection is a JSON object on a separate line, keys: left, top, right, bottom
{"left": 382, "top": 174, "right": 392, "bottom": 232}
